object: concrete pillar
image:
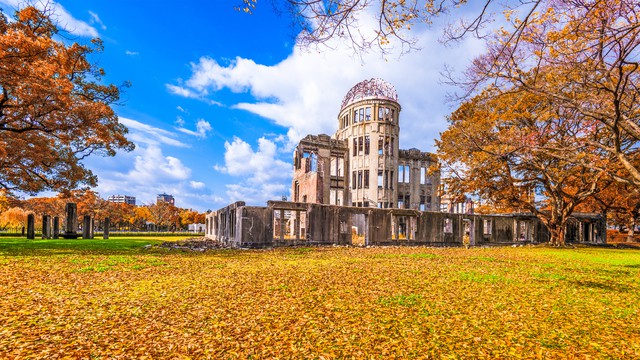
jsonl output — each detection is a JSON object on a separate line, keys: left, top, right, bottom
{"left": 103, "top": 218, "right": 110, "bottom": 239}
{"left": 53, "top": 217, "right": 59, "bottom": 239}
{"left": 82, "top": 215, "right": 93, "bottom": 239}
{"left": 64, "top": 203, "right": 78, "bottom": 238}
{"left": 42, "top": 215, "right": 51, "bottom": 239}
{"left": 27, "top": 214, "right": 35, "bottom": 239}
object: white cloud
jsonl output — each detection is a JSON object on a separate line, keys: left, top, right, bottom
{"left": 224, "top": 182, "right": 288, "bottom": 205}
{"left": 125, "top": 145, "right": 191, "bottom": 184}
{"left": 165, "top": 6, "right": 486, "bottom": 207}
{"left": 119, "top": 117, "right": 189, "bottom": 148}
{"left": 196, "top": 119, "right": 212, "bottom": 136}
{"left": 166, "top": 84, "right": 201, "bottom": 98}
{"left": 176, "top": 118, "right": 212, "bottom": 138}
{"left": 168, "top": 13, "right": 484, "bottom": 152}
{"left": 88, "top": 140, "right": 203, "bottom": 208}
{"left": 216, "top": 137, "right": 290, "bottom": 181}
{"left": 125, "top": 50, "right": 139, "bottom": 56}
{"left": 0, "top": 0, "right": 100, "bottom": 37}
{"left": 177, "top": 106, "right": 186, "bottom": 112}
{"left": 54, "top": 3, "right": 99, "bottom": 36}
{"left": 214, "top": 137, "right": 292, "bottom": 204}
{"left": 166, "top": 84, "right": 224, "bottom": 106}
{"left": 88, "top": 11, "right": 106, "bottom": 30}
{"left": 189, "top": 181, "right": 206, "bottom": 189}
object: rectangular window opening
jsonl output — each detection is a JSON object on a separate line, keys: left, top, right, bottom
{"left": 364, "top": 135, "right": 370, "bottom": 155}
{"left": 444, "top": 218, "right": 453, "bottom": 234}
{"left": 483, "top": 219, "right": 492, "bottom": 235}
{"left": 364, "top": 170, "right": 369, "bottom": 188}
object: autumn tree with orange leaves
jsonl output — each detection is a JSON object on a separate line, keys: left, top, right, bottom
{"left": 147, "top": 201, "right": 180, "bottom": 231}
{"left": 0, "top": 6, "right": 133, "bottom": 195}
{"left": 577, "top": 181, "right": 640, "bottom": 242}
{"left": 0, "top": 207, "right": 28, "bottom": 232}
{"left": 454, "top": 1, "right": 640, "bottom": 186}
{"left": 438, "top": 89, "right": 610, "bottom": 246}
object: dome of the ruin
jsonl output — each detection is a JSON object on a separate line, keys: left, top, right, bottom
{"left": 340, "top": 78, "right": 398, "bottom": 110}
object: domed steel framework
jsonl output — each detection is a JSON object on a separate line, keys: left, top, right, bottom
{"left": 340, "top": 78, "right": 398, "bottom": 110}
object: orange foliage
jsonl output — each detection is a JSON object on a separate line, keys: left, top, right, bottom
{"left": 0, "top": 245, "right": 638, "bottom": 357}
{"left": 438, "top": 90, "right": 609, "bottom": 245}
{"left": 0, "top": 7, "right": 133, "bottom": 195}
{"left": 463, "top": 1, "right": 640, "bottom": 186}
{"left": 0, "top": 207, "right": 28, "bottom": 231}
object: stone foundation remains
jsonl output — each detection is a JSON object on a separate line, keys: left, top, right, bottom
{"left": 205, "top": 201, "right": 605, "bottom": 248}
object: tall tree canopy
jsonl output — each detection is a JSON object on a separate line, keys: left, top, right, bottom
{"left": 437, "top": 88, "right": 610, "bottom": 245}
{"left": 437, "top": 1, "right": 638, "bottom": 244}
{"left": 456, "top": 0, "right": 640, "bottom": 185}
{"left": 0, "top": 6, "right": 133, "bottom": 195}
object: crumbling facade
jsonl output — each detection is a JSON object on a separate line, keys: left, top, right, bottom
{"left": 292, "top": 79, "right": 440, "bottom": 211}
{"left": 205, "top": 201, "right": 606, "bottom": 248}
{"left": 205, "top": 78, "right": 607, "bottom": 248}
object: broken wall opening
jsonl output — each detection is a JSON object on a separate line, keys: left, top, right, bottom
{"left": 273, "top": 208, "right": 308, "bottom": 243}
{"left": 443, "top": 218, "right": 453, "bottom": 234}
{"left": 515, "top": 220, "right": 533, "bottom": 242}
{"left": 463, "top": 219, "right": 475, "bottom": 246}
{"left": 391, "top": 215, "right": 416, "bottom": 240}
{"left": 351, "top": 214, "right": 368, "bottom": 246}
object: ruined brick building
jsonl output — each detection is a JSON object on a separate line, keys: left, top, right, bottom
{"left": 205, "top": 79, "right": 606, "bottom": 247}
{"left": 292, "top": 78, "right": 440, "bottom": 211}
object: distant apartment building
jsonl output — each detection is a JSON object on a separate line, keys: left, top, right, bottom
{"left": 157, "top": 193, "right": 175, "bottom": 205}
{"left": 107, "top": 194, "right": 136, "bottom": 206}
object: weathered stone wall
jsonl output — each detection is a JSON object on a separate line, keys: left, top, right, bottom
{"left": 206, "top": 201, "right": 605, "bottom": 248}
{"left": 291, "top": 134, "right": 349, "bottom": 205}
{"left": 205, "top": 202, "right": 246, "bottom": 247}
{"left": 239, "top": 206, "right": 273, "bottom": 248}
{"left": 397, "top": 149, "right": 440, "bottom": 211}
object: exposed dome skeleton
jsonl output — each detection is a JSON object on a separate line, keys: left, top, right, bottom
{"left": 340, "top": 78, "right": 399, "bottom": 110}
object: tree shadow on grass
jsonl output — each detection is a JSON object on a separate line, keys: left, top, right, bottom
{"left": 570, "top": 280, "right": 633, "bottom": 293}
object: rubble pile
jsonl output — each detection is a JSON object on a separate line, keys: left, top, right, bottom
{"left": 156, "top": 238, "right": 229, "bottom": 251}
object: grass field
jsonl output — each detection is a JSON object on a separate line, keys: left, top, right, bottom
{"left": 0, "top": 238, "right": 639, "bottom": 358}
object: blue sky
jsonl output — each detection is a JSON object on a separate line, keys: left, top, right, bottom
{"left": 1, "top": 0, "right": 484, "bottom": 211}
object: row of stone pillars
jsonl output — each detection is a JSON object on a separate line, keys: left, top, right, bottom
{"left": 26, "top": 203, "right": 110, "bottom": 240}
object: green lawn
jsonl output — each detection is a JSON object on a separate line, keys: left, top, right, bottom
{"left": 0, "top": 236, "right": 195, "bottom": 256}
{"left": 0, "top": 238, "right": 638, "bottom": 358}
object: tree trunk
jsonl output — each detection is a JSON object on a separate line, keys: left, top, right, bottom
{"left": 548, "top": 225, "right": 565, "bottom": 246}
{"left": 626, "top": 217, "right": 636, "bottom": 243}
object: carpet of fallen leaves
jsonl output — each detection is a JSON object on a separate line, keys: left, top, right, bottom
{"left": 1, "top": 243, "right": 639, "bottom": 359}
